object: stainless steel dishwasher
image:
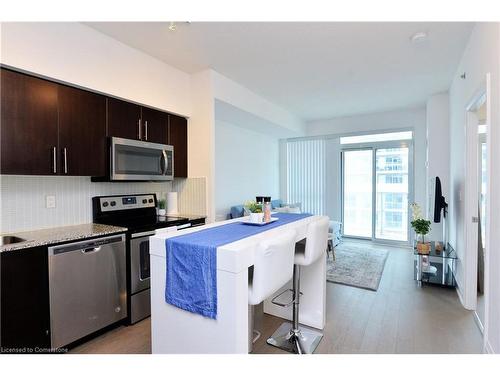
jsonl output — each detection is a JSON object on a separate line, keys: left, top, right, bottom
{"left": 48, "top": 234, "right": 127, "bottom": 348}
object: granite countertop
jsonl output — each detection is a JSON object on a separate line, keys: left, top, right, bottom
{"left": 180, "top": 214, "right": 207, "bottom": 221}
{"left": 0, "top": 223, "right": 128, "bottom": 253}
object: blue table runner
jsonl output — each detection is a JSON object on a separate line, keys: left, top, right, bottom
{"left": 165, "top": 213, "right": 312, "bottom": 319}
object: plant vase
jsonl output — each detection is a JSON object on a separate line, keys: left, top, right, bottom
{"left": 158, "top": 208, "right": 166, "bottom": 217}
{"left": 417, "top": 241, "right": 431, "bottom": 254}
{"left": 249, "top": 212, "right": 264, "bottom": 224}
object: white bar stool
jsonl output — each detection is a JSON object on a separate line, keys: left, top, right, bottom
{"left": 248, "top": 230, "right": 297, "bottom": 352}
{"left": 267, "top": 216, "right": 329, "bottom": 354}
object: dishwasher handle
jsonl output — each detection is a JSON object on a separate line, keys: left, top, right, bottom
{"left": 49, "top": 234, "right": 124, "bottom": 256}
{"left": 81, "top": 246, "right": 101, "bottom": 254}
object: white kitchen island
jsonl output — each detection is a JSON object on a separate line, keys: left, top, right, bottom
{"left": 149, "top": 215, "right": 326, "bottom": 354}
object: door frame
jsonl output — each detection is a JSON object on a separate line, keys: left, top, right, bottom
{"left": 463, "top": 74, "right": 490, "bottom": 353}
{"left": 341, "top": 138, "right": 414, "bottom": 246}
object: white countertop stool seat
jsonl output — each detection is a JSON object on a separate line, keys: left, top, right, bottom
{"left": 267, "top": 216, "right": 329, "bottom": 354}
{"left": 247, "top": 229, "right": 297, "bottom": 352}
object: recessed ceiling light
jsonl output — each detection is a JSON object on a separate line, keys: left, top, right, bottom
{"left": 410, "top": 31, "right": 428, "bottom": 44}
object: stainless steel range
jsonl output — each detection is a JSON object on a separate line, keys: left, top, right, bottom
{"left": 92, "top": 193, "right": 193, "bottom": 324}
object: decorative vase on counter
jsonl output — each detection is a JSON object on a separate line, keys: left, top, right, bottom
{"left": 249, "top": 212, "right": 264, "bottom": 224}
{"left": 244, "top": 200, "right": 264, "bottom": 223}
{"left": 158, "top": 198, "right": 167, "bottom": 217}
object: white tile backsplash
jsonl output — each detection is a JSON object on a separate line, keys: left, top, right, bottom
{"left": 0, "top": 175, "right": 206, "bottom": 233}
{"left": 0, "top": 175, "right": 170, "bottom": 233}
{"left": 0, "top": 175, "right": 207, "bottom": 233}
{"left": 172, "top": 177, "right": 207, "bottom": 216}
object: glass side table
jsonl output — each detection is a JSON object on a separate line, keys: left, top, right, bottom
{"left": 414, "top": 242, "right": 457, "bottom": 287}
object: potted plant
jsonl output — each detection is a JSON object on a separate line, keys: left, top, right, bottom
{"left": 410, "top": 203, "right": 432, "bottom": 254}
{"left": 158, "top": 198, "right": 167, "bottom": 217}
{"left": 245, "top": 200, "right": 263, "bottom": 223}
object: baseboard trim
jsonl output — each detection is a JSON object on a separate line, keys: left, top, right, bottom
{"left": 473, "top": 311, "right": 484, "bottom": 334}
{"left": 485, "top": 340, "right": 495, "bottom": 354}
{"left": 455, "top": 284, "right": 468, "bottom": 309}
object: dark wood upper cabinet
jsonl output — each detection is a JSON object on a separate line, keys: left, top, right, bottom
{"left": 1, "top": 68, "right": 189, "bottom": 178}
{"left": 169, "top": 114, "right": 188, "bottom": 178}
{"left": 141, "top": 107, "right": 168, "bottom": 144}
{"left": 107, "top": 97, "right": 142, "bottom": 141}
{"left": 1, "top": 68, "right": 59, "bottom": 175}
{"left": 58, "top": 86, "right": 106, "bottom": 176}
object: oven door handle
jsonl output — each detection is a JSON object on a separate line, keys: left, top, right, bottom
{"left": 131, "top": 231, "right": 156, "bottom": 239}
{"left": 177, "top": 223, "right": 192, "bottom": 230}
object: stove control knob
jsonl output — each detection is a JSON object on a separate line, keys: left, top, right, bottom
{"left": 102, "top": 202, "right": 109, "bottom": 208}
{"left": 142, "top": 199, "right": 147, "bottom": 204}
{"left": 110, "top": 201, "right": 116, "bottom": 207}
{"left": 148, "top": 199, "right": 154, "bottom": 203}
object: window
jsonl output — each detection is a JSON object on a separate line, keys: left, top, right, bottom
{"left": 384, "top": 212, "right": 403, "bottom": 229}
{"left": 384, "top": 193, "right": 403, "bottom": 210}
{"left": 377, "top": 153, "right": 404, "bottom": 171}
{"left": 384, "top": 174, "right": 403, "bottom": 184}
{"left": 340, "top": 131, "right": 413, "bottom": 145}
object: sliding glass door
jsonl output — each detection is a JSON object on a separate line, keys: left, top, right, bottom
{"left": 343, "top": 149, "right": 373, "bottom": 238}
{"left": 342, "top": 143, "right": 412, "bottom": 243}
{"left": 374, "top": 147, "right": 409, "bottom": 241}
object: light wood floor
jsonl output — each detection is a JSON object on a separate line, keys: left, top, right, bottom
{"left": 70, "top": 240, "right": 483, "bottom": 354}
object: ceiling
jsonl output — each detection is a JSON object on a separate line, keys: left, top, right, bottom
{"left": 86, "top": 22, "right": 473, "bottom": 122}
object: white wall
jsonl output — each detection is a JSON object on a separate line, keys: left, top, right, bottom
{"left": 0, "top": 22, "right": 192, "bottom": 116}
{"left": 188, "top": 70, "right": 216, "bottom": 222}
{"left": 306, "top": 107, "right": 427, "bottom": 216}
{"left": 426, "top": 93, "right": 450, "bottom": 241}
{"left": 448, "top": 22, "right": 500, "bottom": 353}
{"left": 212, "top": 70, "right": 304, "bottom": 136}
{"left": 214, "top": 120, "right": 280, "bottom": 221}
{"left": 0, "top": 22, "right": 209, "bottom": 232}
{"left": 0, "top": 24, "right": 304, "bottom": 226}
{"left": 192, "top": 69, "right": 304, "bottom": 222}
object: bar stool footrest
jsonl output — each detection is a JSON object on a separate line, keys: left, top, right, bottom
{"left": 271, "top": 289, "right": 303, "bottom": 307}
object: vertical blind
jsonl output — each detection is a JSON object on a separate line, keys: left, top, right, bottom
{"left": 286, "top": 139, "right": 326, "bottom": 215}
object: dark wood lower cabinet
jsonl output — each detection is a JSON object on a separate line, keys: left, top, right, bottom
{"left": 1, "top": 247, "right": 51, "bottom": 352}
{"left": 169, "top": 114, "right": 188, "bottom": 178}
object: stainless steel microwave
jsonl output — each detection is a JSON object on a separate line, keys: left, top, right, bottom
{"left": 110, "top": 137, "right": 174, "bottom": 181}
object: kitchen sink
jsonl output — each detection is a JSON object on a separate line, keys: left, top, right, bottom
{"left": 0, "top": 235, "right": 26, "bottom": 246}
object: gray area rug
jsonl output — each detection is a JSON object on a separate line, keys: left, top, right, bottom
{"left": 327, "top": 243, "right": 388, "bottom": 291}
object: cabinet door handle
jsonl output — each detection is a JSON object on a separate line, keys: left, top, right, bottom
{"left": 63, "top": 147, "right": 68, "bottom": 174}
{"left": 52, "top": 146, "right": 57, "bottom": 174}
{"left": 138, "top": 119, "right": 142, "bottom": 140}
{"left": 144, "top": 120, "right": 148, "bottom": 141}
